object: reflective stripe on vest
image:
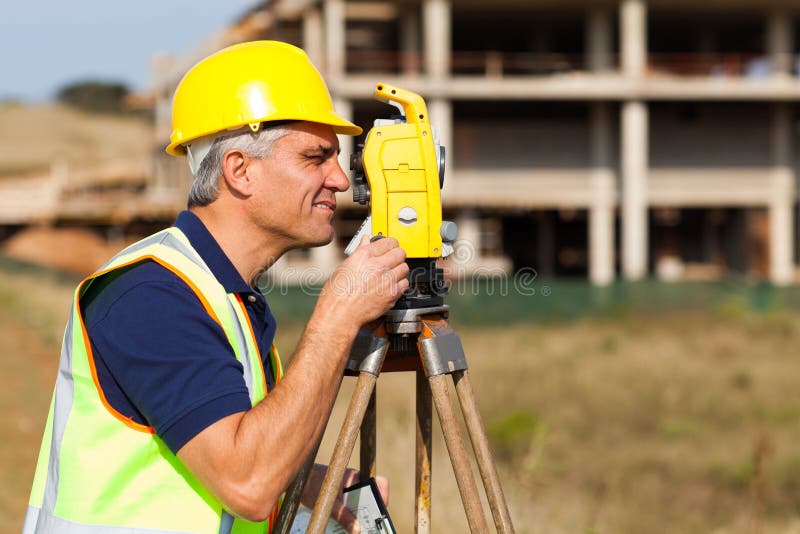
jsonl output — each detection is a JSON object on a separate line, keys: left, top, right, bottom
{"left": 24, "top": 227, "right": 283, "bottom": 534}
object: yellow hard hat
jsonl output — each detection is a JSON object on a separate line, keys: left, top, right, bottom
{"left": 166, "top": 40, "right": 362, "bottom": 156}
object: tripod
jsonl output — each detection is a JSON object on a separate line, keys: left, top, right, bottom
{"left": 275, "top": 305, "right": 514, "bottom": 533}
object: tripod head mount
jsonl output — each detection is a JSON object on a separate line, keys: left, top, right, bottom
{"left": 346, "top": 83, "right": 458, "bottom": 309}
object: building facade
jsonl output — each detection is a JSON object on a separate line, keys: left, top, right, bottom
{"left": 152, "top": 0, "right": 800, "bottom": 285}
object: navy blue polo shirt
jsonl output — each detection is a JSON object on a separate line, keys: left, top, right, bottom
{"left": 81, "top": 211, "right": 276, "bottom": 453}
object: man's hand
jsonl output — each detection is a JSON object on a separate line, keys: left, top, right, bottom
{"left": 318, "top": 236, "right": 409, "bottom": 332}
{"left": 301, "top": 464, "right": 390, "bottom": 533}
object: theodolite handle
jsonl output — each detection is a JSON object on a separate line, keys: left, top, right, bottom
{"left": 374, "top": 83, "right": 429, "bottom": 126}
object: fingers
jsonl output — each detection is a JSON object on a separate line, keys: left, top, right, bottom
{"left": 374, "top": 249, "right": 407, "bottom": 275}
{"left": 374, "top": 475, "right": 390, "bottom": 506}
{"left": 390, "top": 260, "right": 410, "bottom": 279}
{"left": 342, "top": 467, "right": 360, "bottom": 489}
{"left": 331, "top": 500, "right": 360, "bottom": 534}
{"left": 353, "top": 237, "right": 407, "bottom": 275}
{"left": 364, "top": 236, "right": 401, "bottom": 257}
{"left": 333, "top": 468, "right": 361, "bottom": 533}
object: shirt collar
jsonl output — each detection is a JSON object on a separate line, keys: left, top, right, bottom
{"left": 174, "top": 210, "right": 255, "bottom": 296}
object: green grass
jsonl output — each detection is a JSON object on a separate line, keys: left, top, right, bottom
{"left": 258, "top": 277, "right": 800, "bottom": 326}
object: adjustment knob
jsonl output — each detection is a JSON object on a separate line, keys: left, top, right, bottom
{"left": 440, "top": 220, "right": 458, "bottom": 242}
{"left": 353, "top": 185, "right": 371, "bottom": 205}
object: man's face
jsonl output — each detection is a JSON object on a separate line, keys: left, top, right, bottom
{"left": 247, "top": 121, "right": 350, "bottom": 250}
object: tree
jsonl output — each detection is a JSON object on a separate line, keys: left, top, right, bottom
{"left": 56, "top": 80, "right": 130, "bottom": 114}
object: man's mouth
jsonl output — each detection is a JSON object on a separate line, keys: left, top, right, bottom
{"left": 312, "top": 200, "right": 336, "bottom": 213}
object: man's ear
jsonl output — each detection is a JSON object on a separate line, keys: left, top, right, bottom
{"left": 220, "top": 148, "right": 255, "bottom": 198}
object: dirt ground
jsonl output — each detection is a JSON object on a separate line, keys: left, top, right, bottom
{"left": 0, "top": 264, "right": 75, "bottom": 528}
{"left": 3, "top": 262, "right": 800, "bottom": 533}
{"left": 1, "top": 226, "right": 129, "bottom": 276}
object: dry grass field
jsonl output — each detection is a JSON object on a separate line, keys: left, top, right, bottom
{"left": 3, "top": 260, "right": 800, "bottom": 533}
{"left": 0, "top": 102, "right": 151, "bottom": 177}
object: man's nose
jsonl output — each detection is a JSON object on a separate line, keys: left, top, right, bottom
{"left": 327, "top": 159, "right": 350, "bottom": 192}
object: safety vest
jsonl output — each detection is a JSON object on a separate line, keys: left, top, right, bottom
{"left": 23, "top": 226, "right": 284, "bottom": 534}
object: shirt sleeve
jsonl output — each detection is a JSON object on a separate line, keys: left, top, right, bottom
{"left": 85, "top": 268, "right": 252, "bottom": 453}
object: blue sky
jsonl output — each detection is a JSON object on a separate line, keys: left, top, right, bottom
{"left": 0, "top": 1, "right": 258, "bottom": 102}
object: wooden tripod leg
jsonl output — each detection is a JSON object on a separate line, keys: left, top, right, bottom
{"left": 416, "top": 370, "right": 432, "bottom": 533}
{"left": 307, "top": 371, "right": 380, "bottom": 534}
{"left": 360, "top": 388, "right": 377, "bottom": 481}
{"left": 427, "top": 374, "right": 490, "bottom": 533}
{"left": 454, "top": 369, "right": 515, "bottom": 534}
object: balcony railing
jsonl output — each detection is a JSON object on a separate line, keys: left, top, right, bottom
{"left": 452, "top": 52, "right": 592, "bottom": 76}
{"left": 647, "top": 53, "right": 796, "bottom": 78}
{"left": 345, "top": 49, "right": 593, "bottom": 76}
{"left": 343, "top": 50, "right": 799, "bottom": 79}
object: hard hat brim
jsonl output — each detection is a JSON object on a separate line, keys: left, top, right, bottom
{"left": 166, "top": 115, "right": 362, "bottom": 156}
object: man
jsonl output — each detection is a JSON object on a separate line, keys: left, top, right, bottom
{"left": 24, "top": 41, "right": 408, "bottom": 533}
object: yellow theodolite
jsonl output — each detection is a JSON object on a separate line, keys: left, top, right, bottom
{"left": 347, "top": 83, "right": 457, "bottom": 309}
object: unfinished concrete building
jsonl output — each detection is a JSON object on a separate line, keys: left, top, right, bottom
{"left": 152, "top": 0, "right": 800, "bottom": 285}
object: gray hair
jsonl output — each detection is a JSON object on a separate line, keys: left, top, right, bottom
{"left": 187, "top": 126, "right": 290, "bottom": 208}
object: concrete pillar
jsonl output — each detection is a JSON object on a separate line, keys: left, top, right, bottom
{"left": 590, "top": 103, "right": 615, "bottom": 285}
{"left": 587, "top": 8, "right": 613, "bottom": 72}
{"left": 151, "top": 54, "right": 174, "bottom": 194}
{"left": 333, "top": 98, "right": 354, "bottom": 177}
{"left": 400, "top": 8, "right": 421, "bottom": 76}
{"left": 767, "top": 11, "right": 794, "bottom": 77}
{"left": 621, "top": 100, "right": 648, "bottom": 280}
{"left": 454, "top": 213, "right": 482, "bottom": 273}
{"left": 423, "top": 0, "right": 450, "bottom": 80}
{"left": 428, "top": 98, "right": 453, "bottom": 194}
{"left": 769, "top": 103, "right": 795, "bottom": 285}
{"left": 303, "top": 6, "right": 324, "bottom": 68}
{"left": 620, "top": 0, "right": 646, "bottom": 78}
{"left": 151, "top": 54, "right": 174, "bottom": 142}
{"left": 586, "top": 8, "right": 615, "bottom": 286}
{"left": 324, "top": 0, "right": 346, "bottom": 78}
{"left": 769, "top": 195, "right": 793, "bottom": 285}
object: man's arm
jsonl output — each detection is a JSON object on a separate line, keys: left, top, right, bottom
{"left": 177, "top": 237, "right": 408, "bottom": 521}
